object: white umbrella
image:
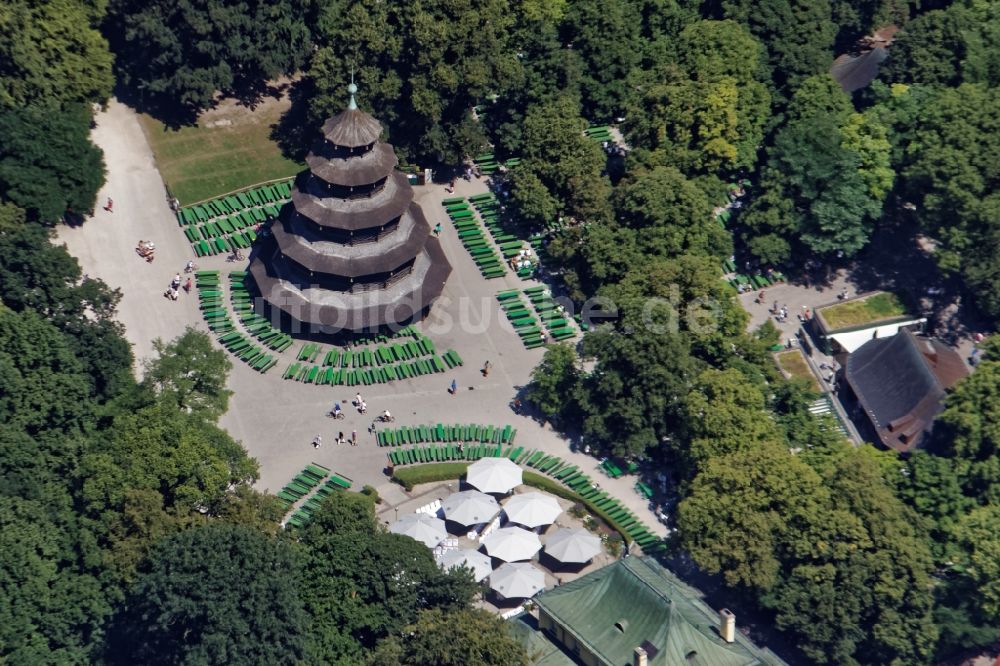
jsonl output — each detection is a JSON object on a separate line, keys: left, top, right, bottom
{"left": 437, "top": 548, "right": 493, "bottom": 582}
{"left": 466, "top": 457, "right": 523, "bottom": 494}
{"left": 503, "top": 492, "right": 562, "bottom": 528}
{"left": 482, "top": 527, "right": 542, "bottom": 562}
{"left": 389, "top": 513, "right": 447, "bottom": 548}
{"left": 441, "top": 490, "right": 499, "bottom": 527}
{"left": 544, "top": 528, "right": 602, "bottom": 564}
{"left": 489, "top": 562, "right": 546, "bottom": 599}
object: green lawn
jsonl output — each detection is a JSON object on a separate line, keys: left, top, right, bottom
{"left": 775, "top": 350, "right": 821, "bottom": 391}
{"left": 818, "top": 292, "right": 907, "bottom": 330}
{"left": 138, "top": 104, "right": 303, "bottom": 205}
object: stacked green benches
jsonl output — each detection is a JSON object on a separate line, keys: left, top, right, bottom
{"left": 601, "top": 459, "right": 624, "bottom": 478}
{"left": 440, "top": 348, "right": 464, "bottom": 369}
{"left": 228, "top": 272, "right": 293, "bottom": 353}
{"left": 523, "top": 287, "right": 575, "bottom": 341}
{"left": 584, "top": 125, "right": 612, "bottom": 142}
{"left": 497, "top": 290, "right": 545, "bottom": 349}
{"left": 276, "top": 463, "right": 330, "bottom": 510}
{"left": 177, "top": 180, "right": 291, "bottom": 256}
{"left": 472, "top": 194, "right": 537, "bottom": 280}
{"left": 473, "top": 153, "right": 501, "bottom": 175}
{"left": 197, "top": 271, "right": 234, "bottom": 335}
{"left": 378, "top": 423, "right": 517, "bottom": 447}
{"left": 443, "top": 197, "right": 506, "bottom": 279}
{"left": 285, "top": 472, "right": 353, "bottom": 528}
{"left": 283, "top": 336, "right": 453, "bottom": 386}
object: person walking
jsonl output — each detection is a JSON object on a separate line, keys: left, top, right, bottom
{"left": 183, "top": 277, "right": 192, "bottom": 293}
{"left": 482, "top": 360, "right": 491, "bottom": 377}
{"left": 450, "top": 379, "right": 457, "bottom": 395}
{"left": 105, "top": 197, "right": 113, "bottom": 213}
{"left": 312, "top": 434, "right": 323, "bottom": 449}
{"left": 338, "top": 431, "right": 344, "bottom": 444}
{"left": 351, "top": 430, "right": 358, "bottom": 446}
{"left": 433, "top": 222, "right": 442, "bottom": 236}
{"left": 359, "top": 400, "right": 367, "bottom": 415}
{"left": 355, "top": 392, "right": 363, "bottom": 407}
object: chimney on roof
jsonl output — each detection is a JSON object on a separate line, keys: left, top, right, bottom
{"left": 719, "top": 609, "right": 735, "bottom": 643}
{"left": 633, "top": 646, "right": 648, "bottom": 666}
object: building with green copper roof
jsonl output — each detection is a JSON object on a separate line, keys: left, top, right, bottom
{"left": 520, "top": 557, "right": 787, "bottom": 666}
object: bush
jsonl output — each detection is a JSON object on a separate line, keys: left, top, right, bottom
{"left": 392, "top": 463, "right": 470, "bottom": 491}
{"left": 361, "top": 485, "right": 381, "bottom": 504}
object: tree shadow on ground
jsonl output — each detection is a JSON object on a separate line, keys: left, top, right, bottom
{"left": 270, "top": 78, "right": 316, "bottom": 163}
{"left": 849, "top": 211, "right": 990, "bottom": 343}
{"left": 114, "top": 79, "right": 292, "bottom": 130}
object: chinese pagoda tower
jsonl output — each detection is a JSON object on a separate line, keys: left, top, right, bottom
{"left": 249, "top": 83, "right": 451, "bottom": 333}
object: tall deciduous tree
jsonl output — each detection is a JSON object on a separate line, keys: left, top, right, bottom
{"left": 143, "top": 327, "right": 234, "bottom": 419}
{"left": 721, "top": 0, "right": 837, "bottom": 94}
{"left": 305, "top": 0, "right": 521, "bottom": 163}
{"left": 614, "top": 166, "right": 731, "bottom": 259}
{"left": 372, "top": 608, "right": 529, "bottom": 666}
{"left": 108, "top": 0, "right": 310, "bottom": 116}
{"left": 298, "top": 492, "right": 477, "bottom": 662}
{"left": 106, "top": 524, "right": 309, "bottom": 665}
{"left": 0, "top": 104, "right": 106, "bottom": 222}
{"left": 0, "top": 0, "right": 113, "bottom": 109}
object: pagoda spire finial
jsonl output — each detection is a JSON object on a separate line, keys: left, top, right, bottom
{"left": 348, "top": 68, "right": 358, "bottom": 110}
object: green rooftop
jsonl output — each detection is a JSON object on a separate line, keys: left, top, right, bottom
{"left": 529, "top": 557, "right": 786, "bottom": 666}
{"left": 815, "top": 291, "right": 909, "bottom": 332}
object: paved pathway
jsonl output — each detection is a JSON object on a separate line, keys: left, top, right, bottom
{"left": 60, "top": 102, "right": 669, "bottom": 541}
{"left": 57, "top": 100, "right": 205, "bottom": 368}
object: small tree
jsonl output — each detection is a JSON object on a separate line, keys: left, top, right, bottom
{"left": 372, "top": 608, "right": 528, "bottom": 666}
{"left": 525, "top": 343, "right": 580, "bottom": 425}
{"left": 143, "top": 327, "right": 233, "bottom": 419}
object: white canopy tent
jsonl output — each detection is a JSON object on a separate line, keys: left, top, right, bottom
{"left": 389, "top": 513, "right": 447, "bottom": 549}
{"left": 436, "top": 548, "right": 493, "bottom": 582}
{"left": 482, "top": 526, "right": 542, "bottom": 562}
{"left": 466, "top": 457, "right": 523, "bottom": 494}
{"left": 489, "top": 562, "right": 546, "bottom": 599}
{"left": 543, "top": 528, "right": 602, "bottom": 564}
{"left": 441, "top": 490, "right": 500, "bottom": 527}
{"left": 503, "top": 492, "right": 562, "bottom": 529}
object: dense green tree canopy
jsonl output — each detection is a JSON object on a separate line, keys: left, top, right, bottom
{"left": 297, "top": 492, "right": 478, "bottom": 662}
{"left": 898, "top": 83, "right": 1000, "bottom": 319}
{"left": 720, "top": 0, "right": 837, "bottom": 93}
{"left": 305, "top": 0, "right": 521, "bottom": 163}
{"left": 508, "top": 95, "right": 612, "bottom": 227}
{"left": 0, "top": 0, "right": 114, "bottom": 109}
{"left": 372, "top": 608, "right": 529, "bottom": 666}
{"left": 627, "top": 19, "right": 771, "bottom": 173}
{"left": 0, "top": 104, "right": 106, "bottom": 222}
{"left": 886, "top": 1, "right": 1000, "bottom": 87}
{"left": 108, "top": 0, "right": 310, "bottom": 115}
{"left": 614, "top": 166, "right": 731, "bottom": 259}
{"left": 106, "top": 523, "right": 309, "bottom": 665}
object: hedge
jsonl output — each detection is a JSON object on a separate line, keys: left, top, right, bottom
{"left": 392, "top": 463, "right": 469, "bottom": 491}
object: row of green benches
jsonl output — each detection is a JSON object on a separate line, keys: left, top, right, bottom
{"left": 297, "top": 335, "right": 438, "bottom": 368}
{"left": 196, "top": 272, "right": 279, "bottom": 372}
{"left": 443, "top": 198, "right": 506, "bottom": 279}
{"left": 523, "top": 286, "right": 576, "bottom": 341}
{"left": 177, "top": 181, "right": 291, "bottom": 226}
{"left": 282, "top": 348, "right": 463, "bottom": 385}
{"left": 228, "top": 274, "right": 294, "bottom": 352}
{"left": 496, "top": 291, "right": 545, "bottom": 349}
{"left": 585, "top": 125, "right": 612, "bottom": 142}
{"left": 377, "top": 423, "right": 517, "bottom": 447}
{"left": 282, "top": 356, "right": 448, "bottom": 385}
{"left": 390, "top": 449, "right": 666, "bottom": 552}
